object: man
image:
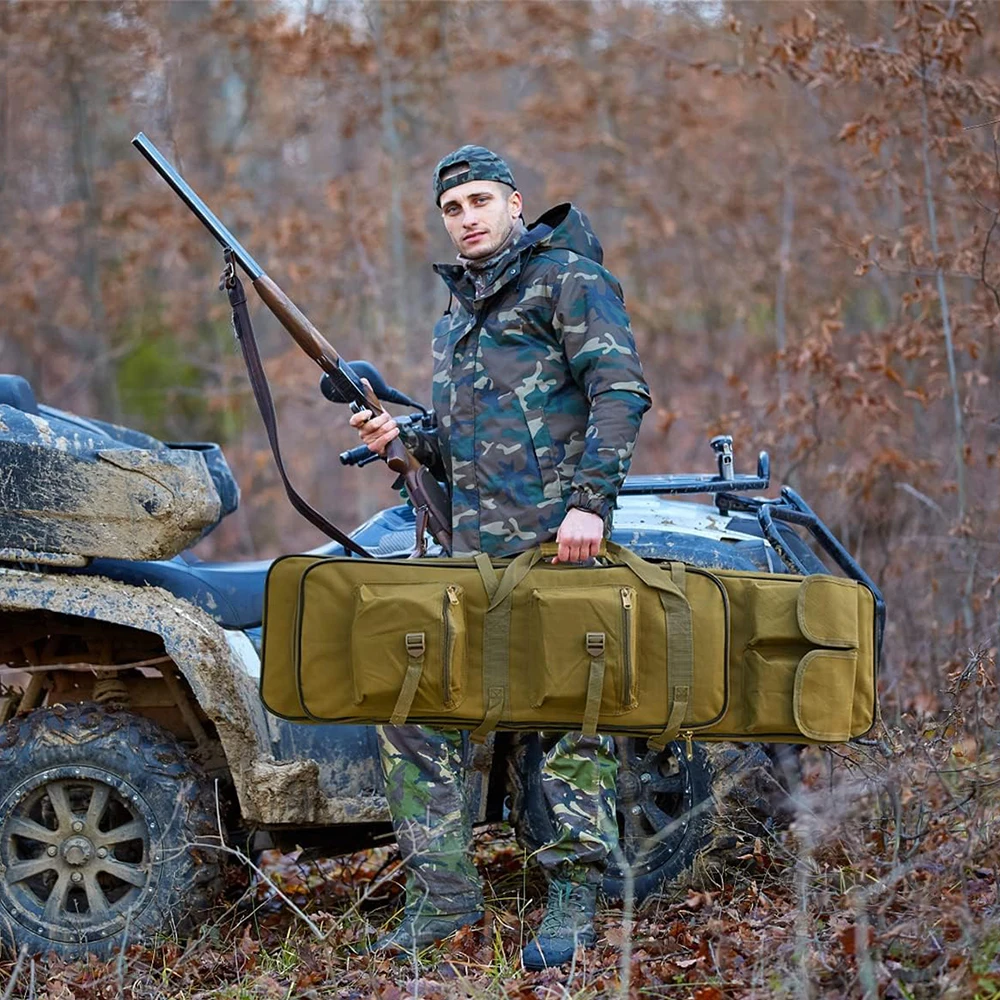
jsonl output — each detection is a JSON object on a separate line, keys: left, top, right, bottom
{"left": 351, "top": 145, "right": 650, "bottom": 969}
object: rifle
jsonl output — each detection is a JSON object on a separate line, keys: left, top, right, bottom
{"left": 131, "top": 132, "right": 452, "bottom": 556}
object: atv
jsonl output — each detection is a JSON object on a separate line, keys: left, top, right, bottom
{"left": 0, "top": 371, "right": 882, "bottom": 959}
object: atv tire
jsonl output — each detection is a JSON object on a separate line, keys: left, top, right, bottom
{"left": 506, "top": 734, "right": 715, "bottom": 901}
{"left": 690, "top": 741, "right": 799, "bottom": 888}
{"left": 0, "top": 703, "right": 222, "bottom": 959}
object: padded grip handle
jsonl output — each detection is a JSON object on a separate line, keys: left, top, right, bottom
{"left": 487, "top": 540, "right": 678, "bottom": 612}
{"left": 537, "top": 540, "right": 608, "bottom": 558}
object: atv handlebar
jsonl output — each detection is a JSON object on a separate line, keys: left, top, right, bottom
{"left": 339, "top": 443, "right": 381, "bottom": 468}
{"left": 334, "top": 408, "right": 436, "bottom": 469}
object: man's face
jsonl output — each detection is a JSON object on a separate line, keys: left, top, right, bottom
{"left": 440, "top": 180, "right": 522, "bottom": 259}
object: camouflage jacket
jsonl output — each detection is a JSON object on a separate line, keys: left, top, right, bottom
{"left": 401, "top": 203, "right": 651, "bottom": 557}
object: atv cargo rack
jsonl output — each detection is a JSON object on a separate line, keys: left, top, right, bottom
{"left": 617, "top": 435, "right": 885, "bottom": 656}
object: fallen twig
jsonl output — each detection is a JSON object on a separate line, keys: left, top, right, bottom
{"left": 1, "top": 945, "right": 28, "bottom": 1000}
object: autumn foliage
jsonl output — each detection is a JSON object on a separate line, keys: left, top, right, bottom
{"left": 1, "top": 0, "right": 999, "bottom": 995}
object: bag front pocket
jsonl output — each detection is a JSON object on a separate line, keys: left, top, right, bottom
{"left": 743, "top": 648, "right": 800, "bottom": 733}
{"left": 351, "top": 582, "right": 467, "bottom": 715}
{"left": 532, "top": 585, "right": 638, "bottom": 717}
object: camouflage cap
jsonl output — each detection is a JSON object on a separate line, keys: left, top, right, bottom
{"left": 433, "top": 145, "right": 517, "bottom": 205}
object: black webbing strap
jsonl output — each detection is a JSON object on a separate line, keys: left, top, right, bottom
{"left": 222, "top": 251, "right": 371, "bottom": 558}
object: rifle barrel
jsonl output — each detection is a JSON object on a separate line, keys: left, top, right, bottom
{"left": 131, "top": 132, "right": 265, "bottom": 281}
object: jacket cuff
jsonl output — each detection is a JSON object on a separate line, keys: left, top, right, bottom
{"left": 566, "top": 488, "right": 614, "bottom": 521}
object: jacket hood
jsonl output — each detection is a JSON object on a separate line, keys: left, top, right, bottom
{"left": 523, "top": 203, "right": 604, "bottom": 264}
{"left": 433, "top": 203, "right": 604, "bottom": 305}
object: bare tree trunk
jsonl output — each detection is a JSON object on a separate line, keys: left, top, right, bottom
{"left": 918, "top": 75, "right": 966, "bottom": 527}
{"left": 369, "top": 1, "right": 409, "bottom": 362}
{"left": 918, "top": 43, "right": 972, "bottom": 633}
{"left": 66, "top": 53, "right": 120, "bottom": 421}
{"left": 775, "top": 165, "right": 795, "bottom": 410}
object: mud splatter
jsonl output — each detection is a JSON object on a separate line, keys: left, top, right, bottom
{"left": 0, "top": 568, "right": 386, "bottom": 825}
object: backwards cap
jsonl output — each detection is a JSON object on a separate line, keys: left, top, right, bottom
{"left": 433, "top": 145, "right": 517, "bottom": 205}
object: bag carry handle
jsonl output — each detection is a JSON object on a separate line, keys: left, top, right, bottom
{"left": 486, "top": 539, "right": 684, "bottom": 612}
{"left": 472, "top": 542, "right": 695, "bottom": 745}
{"left": 535, "top": 540, "right": 608, "bottom": 558}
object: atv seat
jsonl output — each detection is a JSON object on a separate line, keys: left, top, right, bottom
{"left": 85, "top": 542, "right": 347, "bottom": 630}
{"left": 180, "top": 557, "right": 303, "bottom": 628}
{"left": 0, "top": 375, "right": 40, "bottom": 414}
{"left": 79, "top": 506, "right": 419, "bottom": 628}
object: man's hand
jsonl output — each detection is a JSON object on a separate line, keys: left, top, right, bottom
{"left": 349, "top": 406, "right": 399, "bottom": 456}
{"left": 553, "top": 508, "right": 605, "bottom": 563}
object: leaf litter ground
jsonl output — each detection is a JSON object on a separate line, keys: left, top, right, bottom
{"left": 3, "top": 682, "right": 999, "bottom": 1000}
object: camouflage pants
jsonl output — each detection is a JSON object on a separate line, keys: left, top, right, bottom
{"left": 377, "top": 725, "right": 618, "bottom": 915}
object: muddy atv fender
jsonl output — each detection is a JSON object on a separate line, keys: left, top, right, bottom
{"left": 0, "top": 566, "right": 387, "bottom": 829}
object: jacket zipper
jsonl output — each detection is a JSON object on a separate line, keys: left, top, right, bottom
{"left": 443, "top": 585, "right": 460, "bottom": 706}
{"left": 621, "top": 588, "right": 635, "bottom": 711}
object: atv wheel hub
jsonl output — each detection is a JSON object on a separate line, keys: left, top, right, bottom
{"left": 60, "top": 835, "right": 93, "bottom": 867}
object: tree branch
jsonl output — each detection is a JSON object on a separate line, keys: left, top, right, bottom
{"left": 978, "top": 136, "right": 1000, "bottom": 318}
{"left": 917, "top": 33, "right": 967, "bottom": 532}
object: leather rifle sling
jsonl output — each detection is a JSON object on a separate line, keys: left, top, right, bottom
{"left": 223, "top": 253, "right": 371, "bottom": 558}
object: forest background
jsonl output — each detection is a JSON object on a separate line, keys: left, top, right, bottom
{"left": 1, "top": 1, "right": 999, "bottom": 997}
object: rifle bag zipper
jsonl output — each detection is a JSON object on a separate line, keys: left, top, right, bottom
{"left": 621, "top": 587, "right": 636, "bottom": 711}
{"left": 443, "top": 585, "right": 460, "bottom": 706}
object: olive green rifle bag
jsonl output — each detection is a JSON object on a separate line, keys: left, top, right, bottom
{"left": 260, "top": 541, "right": 879, "bottom": 747}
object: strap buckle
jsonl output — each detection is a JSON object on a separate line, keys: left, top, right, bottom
{"left": 412, "top": 507, "right": 429, "bottom": 558}
{"left": 586, "top": 632, "right": 606, "bottom": 657}
{"left": 219, "top": 247, "right": 237, "bottom": 291}
{"left": 405, "top": 632, "right": 426, "bottom": 657}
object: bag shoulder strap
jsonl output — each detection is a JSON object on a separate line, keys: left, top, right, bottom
{"left": 649, "top": 561, "right": 694, "bottom": 750}
{"left": 471, "top": 552, "right": 508, "bottom": 743}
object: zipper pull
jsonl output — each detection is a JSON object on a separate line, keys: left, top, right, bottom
{"left": 620, "top": 588, "right": 633, "bottom": 609}
{"left": 682, "top": 730, "right": 694, "bottom": 761}
{"left": 446, "top": 585, "right": 460, "bottom": 605}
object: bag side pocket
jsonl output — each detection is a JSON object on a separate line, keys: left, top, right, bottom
{"left": 793, "top": 649, "right": 859, "bottom": 742}
{"left": 742, "top": 576, "right": 860, "bottom": 738}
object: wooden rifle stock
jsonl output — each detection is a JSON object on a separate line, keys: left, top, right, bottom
{"left": 252, "top": 275, "right": 452, "bottom": 547}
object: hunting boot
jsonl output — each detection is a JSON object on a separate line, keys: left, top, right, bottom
{"left": 521, "top": 873, "right": 599, "bottom": 969}
{"left": 369, "top": 906, "right": 483, "bottom": 956}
